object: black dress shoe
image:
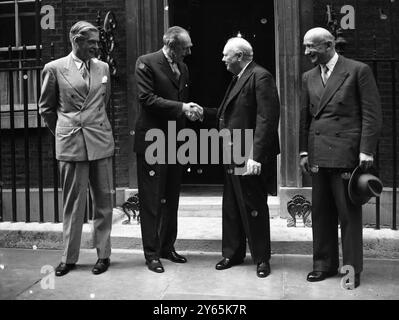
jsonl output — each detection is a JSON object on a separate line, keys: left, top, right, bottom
{"left": 256, "top": 261, "right": 271, "bottom": 278}
{"left": 55, "top": 262, "right": 76, "bottom": 277}
{"left": 215, "top": 258, "right": 244, "bottom": 270}
{"left": 92, "top": 258, "right": 110, "bottom": 275}
{"left": 146, "top": 259, "right": 164, "bottom": 273}
{"left": 161, "top": 251, "right": 187, "bottom": 263}
{"left": 306, "top": 270, "right": 338, "bottom": 282}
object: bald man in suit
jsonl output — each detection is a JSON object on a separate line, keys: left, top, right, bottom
{"left": 39, "top": 21, "right": 114, "bottom": 276}
{"left": 300, "top": 27, "right": 382, "bottom": 288}
{"left": 201, "top": 37, "right": 280, "bottom": 278}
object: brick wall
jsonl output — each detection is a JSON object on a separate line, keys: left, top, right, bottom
{"left": 312, "top": 0, "right": 399, "bottom": 187}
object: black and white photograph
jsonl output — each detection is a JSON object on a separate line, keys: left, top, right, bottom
{"left": 0, "top": 0, "right": 398, "bottom": 309}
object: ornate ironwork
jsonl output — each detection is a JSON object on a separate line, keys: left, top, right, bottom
{"left": 121, "top": 193, "right": 140, "bottom": 224}
{"left": 96, "top": 10, "right": 117, "bottom": 76}
{"left": 326, "top": 4, "right": 347, "bottom": 54}
{"left": 287, "top": 195, "right": 312, "bottom": 227}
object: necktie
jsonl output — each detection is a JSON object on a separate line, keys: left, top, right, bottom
{"left": 80, "top": 61, "right": 90, "bottom": 91}
{"left": 321, "top": 65, "right": 329, "bottom": 85}
{"left": 170, "top": 62, "right": 181, "bottom": 81}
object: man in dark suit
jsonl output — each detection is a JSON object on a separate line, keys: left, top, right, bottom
{"left": 201, "top": 37, "right": 280, "bottom": 278}
{"left": 134, "top": 26, "right": 201, "bottom": 273}
{"left": 39, "top": 21, "right": 114, "bottom": 276}
{"left": 299, "top": 27, "right": 382, "bottom": 288}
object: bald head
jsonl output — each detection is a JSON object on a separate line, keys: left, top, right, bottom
{"left": 304, "top": 27, "right": 335, "bottom": 44}
{"left": 303, "top": 27, "right": 336, "bottom": 65}
{"left": 222, "top": 37, "right": 253, "bottom": 75}
{"left": 225, "top": 37, "right": 253, "bottom": 62}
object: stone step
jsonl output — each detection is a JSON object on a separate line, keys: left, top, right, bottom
{"left": 176, "top": 196, "right": 280, "bottom": 217}
{"left": 1, "top": 215, "right": 398, "bottom": 258}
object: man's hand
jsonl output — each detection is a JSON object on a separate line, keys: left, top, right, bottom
{"left": 242, "top": 159, "right": 261, "bottom": 176}
{"left": 300, "top": 155, "right": 310, "bottom": 174}
{"left": 183, "top": 102, "right": 203, "bottom": 121}
{"left": 359, "top": 152, "right": 374, "bottom": 170}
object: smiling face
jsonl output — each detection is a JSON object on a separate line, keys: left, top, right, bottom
{"left": 170, "top": 33, "right": 192, "bottom": 63}
{"left": 74, "top": 30, "right": 99, "bottom": 61}
{"left": 303, "top": 29, "right": 335, "bottom": 65}
{"left": 222, "top": 44, "right": 241, "bottom": 75}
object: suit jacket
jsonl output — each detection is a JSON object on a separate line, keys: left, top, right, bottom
{"left": 299, "top": 55, "right": 382, "bottom": 168}
{"left": 204, "top": 61, "right": 280, "bottom": 194}
{"left": 134, "top": 50, "right": 190, "bottom": 155}
{"left": 39, "top": 53, "right": 114, "bottom": 161}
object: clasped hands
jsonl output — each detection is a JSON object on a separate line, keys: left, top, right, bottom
{"left": 182, "top": 102, "right": 203, "bottom": 121}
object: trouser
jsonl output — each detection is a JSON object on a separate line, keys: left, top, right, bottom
{"left": 222, "top": 168, "right": 271, "bottom": 264}
{"left": 311, "top": 168, "right": 363, "bottom": 274}
{"left": 59, "top": 157, "right": 113, "bottom": 264}
{"left": 137, "top": 154, "right": 183, "bottom": 261}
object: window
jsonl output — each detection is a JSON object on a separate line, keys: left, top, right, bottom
{"left": 0, "top": 0, "right": 42, "bottom": 129}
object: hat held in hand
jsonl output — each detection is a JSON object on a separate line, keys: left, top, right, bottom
{"left": 348, "top": 166, "right": 383, "bottom": 206}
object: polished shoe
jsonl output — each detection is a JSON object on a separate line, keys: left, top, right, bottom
{"left": 256, "top": 261, "right": 271, "bottom": 278}
{"left": 346, "top": 273, "right": 361, "bottom": 288}
{"left": 55, "top": 262, "right": 76, "bottom": 277}
{"left": 161, "top": 251, "right": 187, "bottom": 263}
{"left": 92, "top": 258, "right": 110, "bottom": 275}
{"left": 215, "top": 258, "right": 244, "bottom": 270}
{"left": 146, "top": 259, "right": 164, "bottom": 273}
{"left": 306, "top": 270, "right": 338, "bottom": 282}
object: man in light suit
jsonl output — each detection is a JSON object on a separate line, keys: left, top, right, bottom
{"left": 134, "top": 26, "right": 201, "bottom": 273}
{"left": 299, "top": 27, "right": 382, "bottom": 288}
{"left": 201, "top": 37, "right": 280, "bottom": 278}
{"left": 39, "top": 21, "right": 114, "bottom": 276}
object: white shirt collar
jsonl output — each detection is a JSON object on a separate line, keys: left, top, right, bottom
{"left": 237, "top": 61, "right": 252, "bottom": 79}
{"left": 321, "top": 52, "right": 339, "bottom": 73}
{"left": 71, "top": 52, "right": 90, "bottom": 70}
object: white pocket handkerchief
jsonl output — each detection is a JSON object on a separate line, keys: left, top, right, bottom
{"left": 102, "top": 75, "right": 108, "bottom": 84}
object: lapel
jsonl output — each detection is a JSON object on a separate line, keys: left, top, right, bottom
{"left": 219, "top": 61, "right": 255, "bottom": 115}
{"left": 60, "top": 53, "right": 89, "bottom": 100}
{"left": 315, "top": 56, "right": 350, "bottom": 117}
{"left": 157, "top": 50, "right": 180, "bottom": 89}
{"left": 177, "top": 61, "right": 187, "bottom": 92}
{"left": 308, "top": 67, "right": 325, "bottom": 102}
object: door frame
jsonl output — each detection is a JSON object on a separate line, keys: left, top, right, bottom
{"left": 125, "top": 0, "right": 312, "bottom": 213}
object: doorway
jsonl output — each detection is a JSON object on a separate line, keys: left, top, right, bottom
{"left": 168, "top": 0, "right": 276, "bottom": 185}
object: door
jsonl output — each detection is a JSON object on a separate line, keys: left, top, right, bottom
{"left": 168, "top": 0, "right": 276, "bottom": 185}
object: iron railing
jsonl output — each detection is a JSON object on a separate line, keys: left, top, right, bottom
{"left": 362, "top": 58, "right": 398, "bottom": 230}
{"left": 0, "top": 10, "right": 118, "bottom": 223}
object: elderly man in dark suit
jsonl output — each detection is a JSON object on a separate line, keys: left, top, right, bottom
{"left": 201, "top": 37, "right": 280, "bottom": 278}
{"left": 39, "top": 21, "right": 114, "bottom": 276}
{"left": 299, "top": 27, "right": 382, "bottom": 288}
{"left": 134, "top": 26, "right": 201, "bottom": 273}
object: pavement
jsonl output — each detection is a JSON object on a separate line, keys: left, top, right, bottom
{"left": 1, "top": 247, "right": 399, "bottom": 301}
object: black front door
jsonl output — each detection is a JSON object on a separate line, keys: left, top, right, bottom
{"left": 169, "top": 0, "right": 276, "bottom": 185}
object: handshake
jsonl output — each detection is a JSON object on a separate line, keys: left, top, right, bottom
{"left": 182, "top": 102, "right": 204, "bottom": 122}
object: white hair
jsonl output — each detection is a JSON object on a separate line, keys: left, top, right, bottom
{"left": 225, "top": 37, "right": 253, "bottom": 61}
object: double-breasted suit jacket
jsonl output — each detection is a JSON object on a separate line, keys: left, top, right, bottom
{"left": 299, "top": 55, "right": 382, "bottom": 274}
{"left": 40, "top": 53, "right": 114, "bottom": 161}
{"left": 300, "top": 55, "right": 382, "bottom": 168}
{"left": 204, "top": 61, "right": 280, "bottom": 263}
{"left": 134, "top": 49, "right": 190, "bottom": 261}
{"left": 39, "top": 53, "right": 114, "bottom": 264}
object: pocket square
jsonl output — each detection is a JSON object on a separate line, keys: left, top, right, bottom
{"left": 102, "top": 75, "right": 108, "bottom": 83}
